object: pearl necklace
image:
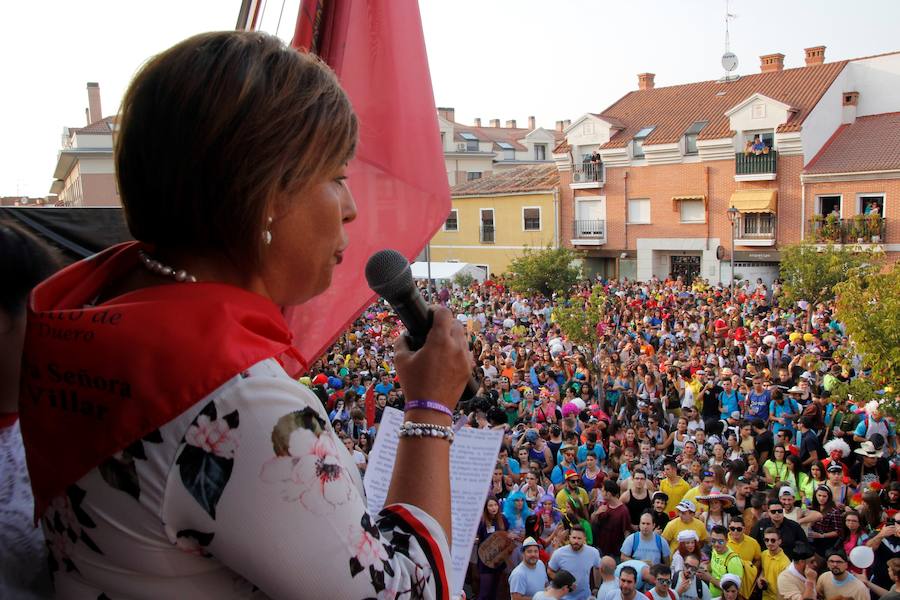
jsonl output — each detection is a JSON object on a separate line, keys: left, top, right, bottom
{"left": 138, "top": 249, "right": 198, "bottom": 283}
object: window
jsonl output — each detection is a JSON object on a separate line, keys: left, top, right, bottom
{"left": 523, "top": 207, "right": 541, "bottom": 231}
{"left": 858, "top": 194, "right": 885, "bottom": 217}
{"left": 466, "top": 171, "right": 482, "bottom": 181}
{"left": 679, "top": 199, "right": 705, "bottom": 223}
{"left": 627, "top": 198, "right": 651, "bottom": 224}
{"left": 460, "top": 132, "right": 479, "bottom": 151}
{"left": 632, "top": 126, "right": 655, "bottom": 159}
{"left": 684, "top": 121, "right": 708, "bottom": 155}
{"left": 443, "top": 209, "right": 458, "bottom": 231}
{"left": 497, "top": 142, "right": 515, "bottom": 160}
{"left": 534, "top": 143, "right": 547, "bottom": 161}
{"left": 480, "top": 209, "right": 495, "bottom": 243}
{"left": 743, "top": 130, "right": 774, "bottom": 153}
{"left": 817, "top": 195, "right": 841, "bottom": 217}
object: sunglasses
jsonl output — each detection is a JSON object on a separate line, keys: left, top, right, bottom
{"left": 769, "top": 508, "right": 784, "bottom": 514}
{"left": 764, "top": 538, "right": 780, "bottom": 543}
{"left": 702, "top": 471, "right": 715, "bottom": 477}
{"left": 711, "top": 538, "right": 727, "bottom": 545}
{"left": 729, "top": 526, "right": 743, "bottom": 532}
{"left": 657, "top": 579, "right": 671, "bottom": 585}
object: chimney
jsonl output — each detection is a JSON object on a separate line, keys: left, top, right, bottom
{"left": 474, "top": 117, "right": 482, "bottom": 127}
{"left": 490, "top": 118, "right": 500, "bottom": 127}
{"left": 505, "top": 119, "right": 517, "bottom": 128}
{"left": 555, "top": 120, "right": 565, "bottom": 132}
{"left": 87, "top": 82, "right": 102, "bottom": 124}
{"left": 564, "top": 119, "right": 571, "bottom": 127}
{"left": 760, "top": 53, "right": 785, "bottom": 73}
{"left": 842, "top": 91, "right": 859, "bottom": 124}
{"left": 85, "top": 108, "right": 91, "bottom": 126}
{"left": 528, "top": 116, "right": 536, "bottom": 129}
{"left": 804, "top": 46, "right": 826, "bottom": 66}
{"left": 638, "top": 73, "right": 655, "bottom": 90}
{"left": 437, "top": 106, "right": 455, "bottom": 122}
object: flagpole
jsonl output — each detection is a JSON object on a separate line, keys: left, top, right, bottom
{"left": 425, "top": 242, "right": 434, "bottom": 301}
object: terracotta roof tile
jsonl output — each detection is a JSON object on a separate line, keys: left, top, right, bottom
{"left": 804, "top": 112, "right": 900, "bottom": 174}
{"left": 451, "top": 164, "right": 559, "bottom": 196}
{"left": 553, "top": 139, "right": 571, "bottom": 154}
{"left": 598, "top": 61, "right": 847, "bottom": 149}
{"left": 70, "top": 115, "right": 117, "bottom": 135}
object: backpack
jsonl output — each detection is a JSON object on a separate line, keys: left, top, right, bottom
{"left": 645, "top": 590, "right": 677, "bottom": 600}
{"left": 630, "top": 532, "right": 666, "bottom": 561}
{"left": 721, "top": 550, "right": 758, "bottom": 600}
{"left": 673, "top": 571, "right": 704, "bottom": 600}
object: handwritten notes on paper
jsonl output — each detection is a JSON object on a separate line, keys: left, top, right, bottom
{"left": 364, "top": 407, "right": 502, "bottom": 597}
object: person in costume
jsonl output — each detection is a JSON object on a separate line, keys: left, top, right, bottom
{"left": 18, "top": 31, "right": 472, "bottom": 599}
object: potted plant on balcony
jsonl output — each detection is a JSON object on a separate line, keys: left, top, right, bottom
{"left": 811, "top": 214, "right": 825, "bottom": 242}
{"left": 852, "top": 214, "right": 867, "bottom": 244}
{"left": 867, "top": 212, "right": 883, "bottom": 243}
{"left": 821, "top": 213, "right": 841, "bottom": 243}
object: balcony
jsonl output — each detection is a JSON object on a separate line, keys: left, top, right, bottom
{"left": 570, "top": 162, "right": 604, "bottom": 189}
{"left": 571, "top": 219, "right": 606, "bottom": 245}
{"left": 808, "top": 215, "right": 886, "bottom": 245}
{"left": 479, "top": 225, "right": 495, "bottom": 244}
{"left": 734, "top": 213, "right": 776, "bottom": 246}
{"left": 734, "top": 150, "right": 777, "bottom": 181}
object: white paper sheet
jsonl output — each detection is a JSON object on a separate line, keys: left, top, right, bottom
{"left": 364, "top": 407, "right": 502, "bottom": 597}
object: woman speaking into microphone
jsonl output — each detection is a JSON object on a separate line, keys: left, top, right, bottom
{"left": 19, "top": 31, "right": 471, "bottom": 599}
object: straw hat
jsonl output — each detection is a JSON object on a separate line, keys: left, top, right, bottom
{"left": 696, "top": 491, "right": 736, "bottom": 509}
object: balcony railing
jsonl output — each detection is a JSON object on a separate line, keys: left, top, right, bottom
{"left": 808, "top": 215, "right": 886, "bottom": 244}
{"left": 735, "top": 150, "right": 777, "bottom": 176}
{"left": 572, "top": 162, "right": 604, "bottom": 183}
{"left": 573, "top": 219, "right": 606, "bottom": 239}
{"left": 734, "top": 213, "right": 776, "bottom": 240}
{"left": 480, "top": 225, "right": 495, "bottom": 244}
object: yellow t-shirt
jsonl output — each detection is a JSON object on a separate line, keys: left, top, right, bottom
{"left": 660, "top": 477, "right": 691, "bottom": 513}
{"left": 661, "top": 516, "right": 708, "bottom": 552}
{"left": 727, "top": 534, "right": 761, "bottom": 564}
{"left": 761, "top": 549, "right": 791, "bottom": 600}
{"left": 681, "top": 485, "right": 706, "bottom": 512}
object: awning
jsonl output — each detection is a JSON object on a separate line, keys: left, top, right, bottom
{"left": 671, "top": 195, "right": 706, "bottom": 211}
{"left": 730, "top": 189, "right": 777, "bottom": 213}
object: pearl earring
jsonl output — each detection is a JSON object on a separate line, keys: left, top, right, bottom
{"left": 264, "top": 216, "right": 273, "bottom": 245}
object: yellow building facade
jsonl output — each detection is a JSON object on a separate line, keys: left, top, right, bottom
{"left": 429, "top": 165, "right": 560, "bottom": 275}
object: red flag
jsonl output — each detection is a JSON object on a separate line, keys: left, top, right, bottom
{"left": 364, "top": 383, "right": 375, "bottom": 427}
{"left": 283, "top": 0, "right": 450, "bottom": 371}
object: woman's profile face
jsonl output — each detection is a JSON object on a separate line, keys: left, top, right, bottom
{"left": 263, "top": 165, "right": 357, "bottom": 305}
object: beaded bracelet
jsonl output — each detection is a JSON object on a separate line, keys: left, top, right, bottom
{"left": 404, "top": 399, "right": 453, "bottom": 418}
{"left": 398, "top": 421, "right": 454, "bottom": 443}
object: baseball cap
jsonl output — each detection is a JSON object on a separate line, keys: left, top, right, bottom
{"left": 676, "top": 500, "right": 696, "bottom": 513}
{"left": 778, "top": 486, "right": 794, "bottom": 497}
{"left": 564, "top": 468, "right": 579, "bottom": 480}
{"left": 730, "top": 411, "right": 741, "bottom": 420}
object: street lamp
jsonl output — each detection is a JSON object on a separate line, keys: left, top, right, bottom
{"left": 727, "top": 206, "right": 739, "bottom": 294}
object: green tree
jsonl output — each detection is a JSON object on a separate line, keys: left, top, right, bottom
{"left": 779, "top": 242, "right": 879, "bottom": 306}
{"left": 508, "top": 246, "right": 581, "bottom": 296}
{"left": 834, "top": 265, "right": 899, "bottom": 418}
{"left": 452, "top": 271, "right": 475, "bottom": 289}
{"left": 552, "top": 284, "right": 608, "bottom": 353}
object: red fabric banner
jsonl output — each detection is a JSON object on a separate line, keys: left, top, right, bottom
{"left": 364, "top": 383, "right": 375, "bottom": 428}
{"left": 283, "top": 0, "right": 450, "bottom": 372}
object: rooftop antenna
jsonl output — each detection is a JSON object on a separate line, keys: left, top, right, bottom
{"left": 720, "top": 0, "right": 740, "bottom": 82}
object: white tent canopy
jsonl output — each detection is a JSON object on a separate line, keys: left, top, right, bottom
{"left": 410, "top": 261, "right": 486, "bottom": 283}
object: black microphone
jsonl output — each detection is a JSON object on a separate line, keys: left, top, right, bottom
{"left": 365, "top": 249, "right": 480, "bottom": 401}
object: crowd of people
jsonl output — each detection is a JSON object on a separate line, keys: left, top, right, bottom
{"left": 305, "top": 273, "right": 899, "bottom": 600}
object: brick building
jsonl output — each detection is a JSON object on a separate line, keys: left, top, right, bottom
{"left": 553, "top": 47, "right": 900, "bottom": 284}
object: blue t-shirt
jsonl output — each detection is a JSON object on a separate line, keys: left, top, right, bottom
{"left": 508, "top": 560, "right": 549, "bottom": 597}
{"left": 718, "top": 390, "right": 743, "bottom": 418}
{"left": 577, "top": 443, "right": 607, "bottom": 463}
{"left": 854, "top": 416, "right": 895, "bottom": 439}
{"left": 747, "top": 389, "right": 771, "bottom": 420}
{"left": 620, "top": 532, "right": 670, "bottom": 564}
{"left": 770, "top": 398, "right": 800, "bottom": 434}
{"left": 548, "top": 544, "right": 602, "bottom": 600}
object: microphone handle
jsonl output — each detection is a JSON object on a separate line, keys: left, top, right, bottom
{"left": 387, "top": 292, "right": 481, "bottom": 402}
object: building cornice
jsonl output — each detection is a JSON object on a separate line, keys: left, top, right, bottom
{"left": 801, "top": 169, "right": 900, "bottom": 183}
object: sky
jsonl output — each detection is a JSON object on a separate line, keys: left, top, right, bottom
{"left": 3, "top": 0, "right": 900, "bottom": 197}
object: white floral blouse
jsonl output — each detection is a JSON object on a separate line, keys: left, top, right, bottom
{"left": 40, "top": 359, "right": 451, "bottom": 599}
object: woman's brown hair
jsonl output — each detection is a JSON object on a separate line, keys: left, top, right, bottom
{"left": 116, "top": 31, "right": 357, "bottom": 271}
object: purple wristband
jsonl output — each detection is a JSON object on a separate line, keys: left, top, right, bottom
{"left": 405, "top": 399, "right": 453, "bottom": 418}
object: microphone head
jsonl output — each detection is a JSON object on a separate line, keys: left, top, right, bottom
{"left": 365, "top": 249, "right": 414, "bottom": 301}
